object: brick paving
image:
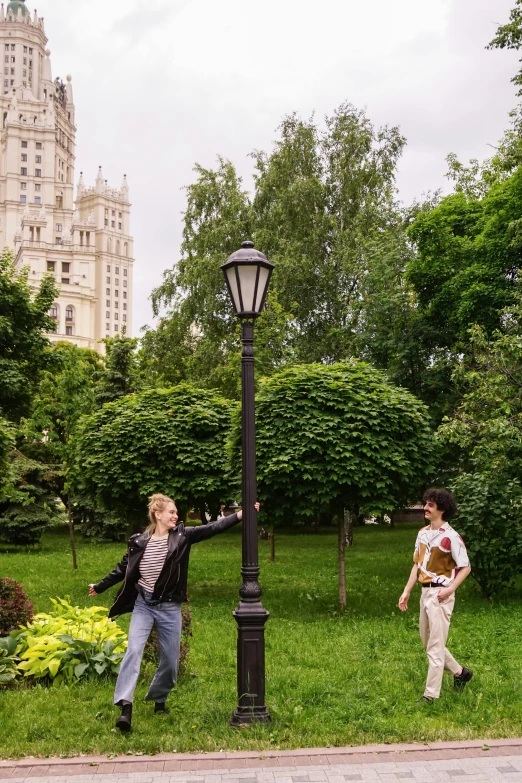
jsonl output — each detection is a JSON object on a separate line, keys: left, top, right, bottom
{"left": 2, "top": 740, "right": 522, "bottom": 783}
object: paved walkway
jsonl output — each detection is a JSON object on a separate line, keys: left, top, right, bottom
{"left": 2, "top": 740, "right": 522, "bottom": 783}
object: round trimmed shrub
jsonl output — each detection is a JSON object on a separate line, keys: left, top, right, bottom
{"left": 0, "top": 578, "right": 34, "bottom": 636}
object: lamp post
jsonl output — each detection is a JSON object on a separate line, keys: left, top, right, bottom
{"left": 221, "top": 239, "right": 274, "bottom": 726}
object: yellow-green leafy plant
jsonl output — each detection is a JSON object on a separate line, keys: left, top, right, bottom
{"left": 0, "top": 635, "right": 19, "bottom": 686}
{"left": 13, "top": 597, "right": 127, "bottom": 684}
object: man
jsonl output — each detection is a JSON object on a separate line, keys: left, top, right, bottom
{"left": 398, "top": 488, "right": 473, "bottom": 703}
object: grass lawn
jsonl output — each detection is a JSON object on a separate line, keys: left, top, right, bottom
{"left": 0, "top": 522, "right": 521, "bottom": 758}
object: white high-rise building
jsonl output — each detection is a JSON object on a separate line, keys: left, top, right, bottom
{"left": 0, "top": 0, "right": 134, "bottom": 352}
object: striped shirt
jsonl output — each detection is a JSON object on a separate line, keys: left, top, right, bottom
{"left": 138, "top": 533, "right": 169, "bottom": 592}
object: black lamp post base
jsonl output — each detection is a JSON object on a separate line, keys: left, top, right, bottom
{"left": 231, "top": 600, "right": 271, "bottom": 726}
{"left": 230, "top": 704, "right": 271, "bottom": 727}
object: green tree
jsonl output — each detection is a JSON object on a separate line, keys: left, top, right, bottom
{"left": 246, "top": 362, "right": 434, "bottom": 607}
{"left": 0, "top": 450, "right": 59, "bottom": 546}
{"left": 23, "top": 342, "right": 102, "bottom": 566}
{"left": 0, "top": 418, "right": 14, "bottom": 496}
{"left": 406, "top": 168, "right": 522, "bottom": 419}
{"left": 95, "top": 333, "right": 140, "bottom": 407}
{"left": 488, "top": 1, "right": 522, "bottom": 95}
{"left": 72, "top": 384, "right": 234, "bottom": 531}
{"left": 143, "top": 104, "right": 409, "bottom": 396}
{"left": 0, "top": 248, "right": 58, "bottom": 421}
{"left": 438, "top": 313, "right": 522, "bottom": 596}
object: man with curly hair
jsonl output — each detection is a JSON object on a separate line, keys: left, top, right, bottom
{"left": 398, "top": 488, "right": 473, "bottom": 703}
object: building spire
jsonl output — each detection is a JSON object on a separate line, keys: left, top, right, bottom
{"left": 96, "top": 166, "right": 104, "bottom": 193}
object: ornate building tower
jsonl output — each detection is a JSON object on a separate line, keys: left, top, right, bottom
{"left": 0, "top": 0, "right": 134, "bottom": 351}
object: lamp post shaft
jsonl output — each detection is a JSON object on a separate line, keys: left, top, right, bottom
{"left": 230, "top": 319, "right": 271, "bottom": 726}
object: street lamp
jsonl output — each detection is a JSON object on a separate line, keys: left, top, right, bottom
{"left": 221, "top": 239, "right": 274, "bottom": 726}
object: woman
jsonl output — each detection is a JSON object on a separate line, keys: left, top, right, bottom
{"left": 89, "top": 495, "right": 257, "bottom": 732}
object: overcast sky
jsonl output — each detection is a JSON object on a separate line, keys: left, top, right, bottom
{"left": 40, "top": 0, "right": 519, "bottom": 334}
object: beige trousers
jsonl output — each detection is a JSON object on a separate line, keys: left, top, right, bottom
{"left": 419, "top": 587, "right": 461, "bottom": 699}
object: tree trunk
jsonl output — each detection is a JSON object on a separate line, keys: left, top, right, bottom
{"left": 338, "top": 509, "right": 346, "bottom": 607}
{"left": 344, "top": 508, "right": 353, "bottom": 547}
{"left": 269, "top": 525, "right": 275, "bottom": 562}
{"left": 198, "top": 503, "right": 208, "bottom": 524}
{"left": 67, "top": 495, "right": 78, "bottom": 570}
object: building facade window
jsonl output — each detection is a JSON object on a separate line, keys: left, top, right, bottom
{"left": 20, "top": 182, "right": 26, "bottom": 189}
{"left": 114, "top": 289, "right": 119, "bottom": 297}
{"left": 106, "top": 264, "right": 110, "bottom": 272}
{"left": 19, "top": 195, "right": 26, "bottom": 203}
{"left": 106, "top": 311, "right": 110, "bottom": 319}
{"left": 61, "top": 277, "right": 69, "bottom": 284}
{"left": 34, "top": 196, "right": 41, "bottom": 204}
{"left": 123, "top": 268, "right": 128, "bottom": 276}
{"left": 20, "top": 167, "right": 27, "bottom": 175}
{"left": 3, "top": 80, "right": 8, "bottom": 87}
{"left": 36, "top": 142, "right": 42, "bottom": 149}
{"left": 35, "top": 169, "right": 41, "bottom": 177}
{"left": 123, "top": 280, "right": 127, "bottom": 287}
{"left": 65, "top": 306, "right": 73, "bottom": 321}
{"left": 123, "top": 291, "right": 127, "bottom": 299}
{"left": 56, "top": 223, "right": 62, "bottom": 232}
{"left": 123, "top": 303, "right": 127, "bottom": 310}
{"left": 114, "top": 325, "right": 119, "bottom": 332}
{"left": 106, "top": 288, "right": 110, "bottom": 295}
{"left": 115, "top": 278, "right": 119, "bottom": 286}
{"left": 114, "top": 313, "right": 118, "bottom": 320}
{"left": 118, "top": 222, "right": 122, "bottom": 229}
{"left": 106, "top": 299, "right": 110, "bottom": 307}
{"left": 111, "top": 221, "right": 115, "bottom": 227}
{"left": 114, "top": 301, "right": 118, "bottom": 309}
{"left": 50, "top": 304, "right": 58, "bottom": 317}
{"left": 35, "top": 155, "right": 41, "bottom": 163}
{"left": 21, "top": 153, "right": 27, "bottom": 161}
{"left": 115, "top": 267, "right": 119, "bottom": 274}
{"left": 65, "top": 326, "right": 72, "bottom": 336}
{"left": 123, "top": 314, "right": 127, "bottom": 322}
{"left": 47, "top": 262, "right": 55, "bottom": 272}
{"left": 106, "top": 323, "right": 110, "bottom": 331}
{"left": 35, "top": 183, "right": 41, "bottom": 191}
{"left": 106, "top": 276, "right": 110, "bottom": 284}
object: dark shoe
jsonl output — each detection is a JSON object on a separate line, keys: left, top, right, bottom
{"left": 154, "top": 702, "right": 170, "bottom": 714}
{"left": 115, "top": 701, "right": 132, "bottom": 732}
{"left": 416, "top": 696, "right": 434, "bottom": 705}
{"left": 454, "top": 667, "right": 473, "bottom": 691}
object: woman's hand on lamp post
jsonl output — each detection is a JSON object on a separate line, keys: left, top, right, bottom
{"left": 237, "top": 501, "right": 260, "bottom": 521}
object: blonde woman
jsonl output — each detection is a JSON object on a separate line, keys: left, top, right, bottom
{"left": 88, "top": 495, "right": 258, "bottom": 732}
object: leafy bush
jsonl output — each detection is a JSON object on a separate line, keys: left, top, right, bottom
{"left": 0, "top": 452, "right": 59, "bottom": 545}
{"left": 0, "top": 635, "right": 19, "bottom": 686}
{"left": 451, "top": 473, "right": 522, "bottom": 598}
{"left": 0, "top": 578, "right": 34, "bottom": 636}
{"left": 72, "top": 384, "right": 234, "bottom": 528}
{"left": 13, "top": 597, "right": 127, "bottom": 684}
{"left": 143, "top": 599, "right": 192, "bottom": 676}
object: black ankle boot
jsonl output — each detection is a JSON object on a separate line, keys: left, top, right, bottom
{"left": 154, "top": 702, "right": 170, "bottom": 714}
{"left": 115, "top": 701, "right": 132, "bottom": 732}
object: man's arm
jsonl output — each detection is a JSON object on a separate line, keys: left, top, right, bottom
{"left": 398, "top": 563, "right": 419, "bottom": 612}
{"left": 436, "top": 566, "right": 471, "bottom": 602}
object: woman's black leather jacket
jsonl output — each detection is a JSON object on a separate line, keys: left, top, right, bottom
{"left": 93, "top": 513, "right": 240, "bottom": 617}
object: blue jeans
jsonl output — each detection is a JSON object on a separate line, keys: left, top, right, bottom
{"left": 114, "top": 592, "right": 182, "bottom": 705}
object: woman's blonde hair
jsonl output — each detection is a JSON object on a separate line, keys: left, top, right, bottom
{"left": 146, "top": 494, "right": 177, "bottom": 535}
